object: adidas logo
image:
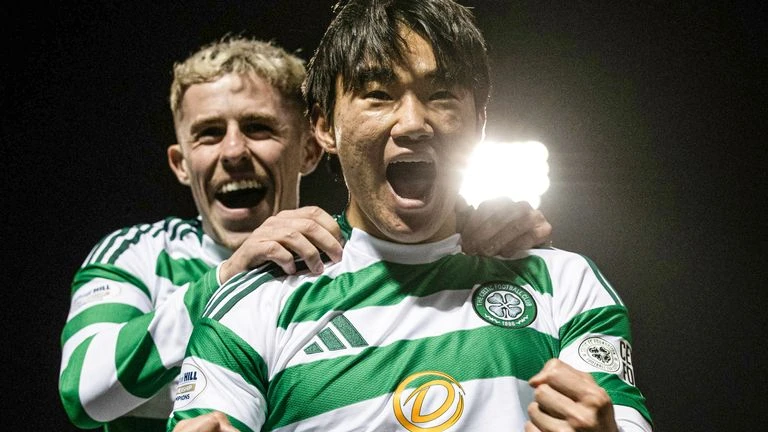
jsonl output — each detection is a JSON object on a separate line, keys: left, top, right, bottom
{"left": 304, "top": 314, "right": 368, "bottom": 354}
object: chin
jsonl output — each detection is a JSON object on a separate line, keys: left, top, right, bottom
{"left": 379, "top": 217, "right": 443, "bottom": 244}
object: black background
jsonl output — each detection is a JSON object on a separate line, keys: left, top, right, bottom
{"left": 4, "top": 1, "right": 766, "bottom": 430}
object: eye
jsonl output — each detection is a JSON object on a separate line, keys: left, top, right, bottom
{"left": 242, "top": 122, "right": 273, "bottom": 139}
{"left": 364, "top": 90, "right": 392, "bottom": 101}
{"left": 196, "top": 126, "right": 225, "bottom": 144}
{"left": 430, "top": 90, "right": 456, "bottom": 101}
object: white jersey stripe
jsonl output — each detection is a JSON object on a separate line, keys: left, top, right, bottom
{"left": 80, "top": 324, "right": 146, "bottom": 422}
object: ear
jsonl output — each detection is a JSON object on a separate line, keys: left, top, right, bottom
{"left": 311, "top": 104, "right": 338, "bottom": 155}
{"left": 167, "top": 144, "right": 191, "bottom": 186}
{"left": 299, "top": 132, "right": 324, "bottom": 176}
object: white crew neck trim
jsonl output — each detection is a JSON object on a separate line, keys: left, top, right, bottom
{"left": 344, "top": 228, "right": 462, "bottom": 265}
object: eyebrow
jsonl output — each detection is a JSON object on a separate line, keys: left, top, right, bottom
{"left": 350, "top": 64, "right": 456, "bottom": 90}
{"left": 188, "top": 112, "right": 281, "bottom": 135}
{"left": 426, "top": 70, "right": 454, "bottom": 87}
{"left": 187, "top": 116, "right": 221, "bottom": 136}
{"left": 351, "top": 65, "right": 396, "bottom": 89}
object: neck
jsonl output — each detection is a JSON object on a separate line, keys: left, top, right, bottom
{"left": 344, "top": 201, "right": 457, "bottom": 245}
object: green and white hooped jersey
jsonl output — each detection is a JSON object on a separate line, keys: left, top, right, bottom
{"left": 169, "top": 227, "right": 653, "bottom": 432}
{"left": 59, "top": 217, "right": 229, "bottom": 432}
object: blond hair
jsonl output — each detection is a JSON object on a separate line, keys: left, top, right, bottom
{"left": 170, "top": 36, "right": 306, "bottom": 120}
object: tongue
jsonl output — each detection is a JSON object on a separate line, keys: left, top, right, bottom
{"left": 387, "top": 162, "right": 436, "bottom": 200}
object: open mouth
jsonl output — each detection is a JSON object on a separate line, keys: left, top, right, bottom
{"left": 386, "top": 160, "right": 436, "bottom": 200}
{"left": 215, "top": 179, "right": 267, "bottom": 209}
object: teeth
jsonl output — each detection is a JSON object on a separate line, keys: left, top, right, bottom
{"left": 389, "top": 156, "right": 433, "bottom": 164}
{"left": 218, "top": 179, "right": 263, "bottom": 194}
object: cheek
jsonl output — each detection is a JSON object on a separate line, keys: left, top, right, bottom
{"left": 251, "top": 141, "right": 290, "bottom": 165}
{"left": 268, "top": 144, "right": 308, "bottom": 183}
{"left": 438, "top": 109, "right": 474, "bottom": 135}
{"left": 186, "top": 149, "right": 217, "bottom": 179}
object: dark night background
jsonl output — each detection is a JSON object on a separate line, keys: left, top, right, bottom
{"left": 4, "top": 1, "right": 765, "bottom": 430}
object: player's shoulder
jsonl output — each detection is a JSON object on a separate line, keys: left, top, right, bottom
{"left": 204, "top": 258, "right": 335, "bottom": 324}
{"left": 84, "top": 216, "right": 204, "bottom": 265}
{"left": 104, "top": 216, "right": 201, "bottom": 241}
{"left": 532, "top": 244, "right": 597, "bottom": 261}
{"left": 156, "top": 216, "right": 205, "bottom": 240}
{"left": 95, "top": 215, "right": 193, "bottom": 234}
{"left": 511, "top": 246, "right": 594, "bottom": 268}
{"left": 201, "top": 266, "right": 306, "bottom": 326}
{"left": 523, "top": 247, "right": 622, "bottom": 303}
{"left": 505, "top": 247, "right": 607, "bottom": 281}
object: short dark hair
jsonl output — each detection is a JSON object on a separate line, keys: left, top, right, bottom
{"left": 304, "top": 0, "right": 491, "bottom": 124}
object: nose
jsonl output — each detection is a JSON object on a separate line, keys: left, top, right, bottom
{"left": 391, "top": 94, "right": 433, "bottom": 141}
{"left": 221, "top": 126, "right": 249, "bottom": 166}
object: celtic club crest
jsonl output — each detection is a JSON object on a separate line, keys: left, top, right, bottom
{"left": 472, "top": 281, "right": 537, "bottom": 328}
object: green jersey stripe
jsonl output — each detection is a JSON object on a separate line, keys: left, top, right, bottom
{"left": 154, "top": 250, "right": 212, "bottom": 285}
{"left": 559, "top": 305, "right": 632, "bottom": 349}
{"left": 61, "top": 303, "right": 143, "bottom": 346}
{"left": 266, "top": 325, "right": 556, "bottom": 429}
{"left": 278, "top": 258, "right": 463, "bottom": 328}
{"left": 498, "top": 255, "right": 554, "bottom": 295}
{"left": 188, "top": 318, "right": 268, "bottom": 397}
{"left": 278, "top": 256, "right": 557, "bottom": 329}
{"left": 594, "top": 373, "right": 652, "bottom": 424}
{"left": 183, "top": 270, "right": 220, "bottom": 324}
{"left": 581, "top": 255, "right": 624, "bottom": 306}
{"left": 115, "top": 313, "right": 181, "bottom": 398}
{"left": 71, "top": 263, "right": 151, "bottom": 298}
{"left": 59, "top": 335, "right": 100, "bottom": 429}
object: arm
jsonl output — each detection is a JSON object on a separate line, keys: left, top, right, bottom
{"left": 526, "top": 359, "right": 653, "bottom": 432}
{"left": 60, "top": 209, "right": 343, "bottom": 428}
{"left": 168, "top": 290, "right": 274, "bottom": 431}
{"left": 59, "top": 223, "right": 221, "bottom": 428}
{"left": 525, "top": 252, "right": 653, "bottom": 431}
{"left": 458, "top": 197, "right": 552, "bottom": 256}
{"left": 167, "top": 325, "right": 264, "bottom": 432}
{"left": 169, "top": 252, "right": 285, "bottom": 431}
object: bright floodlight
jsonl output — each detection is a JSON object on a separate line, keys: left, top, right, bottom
{"left": 459, "top": 140, "right": 550, "bottom": 209}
